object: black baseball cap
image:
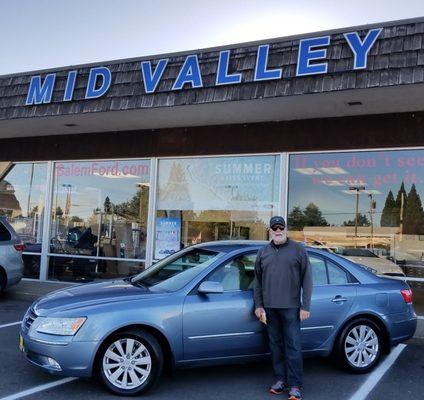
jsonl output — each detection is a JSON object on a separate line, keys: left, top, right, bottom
{"left": 269, "top": 216, "right": 286, "bottom": 228}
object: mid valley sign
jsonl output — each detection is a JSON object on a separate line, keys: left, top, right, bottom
{"left": 25, "top": 28, "right": 382, "bottom": 106}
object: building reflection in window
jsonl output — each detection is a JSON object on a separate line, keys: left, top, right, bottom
{"left": 288, "top": 149, "right": 424, "bottom": 315}
{"left": 48, "top": 159, "right": 150, "bottom": 281}
{"left": 155, "top": 155, "right": 281, "bottom": 260}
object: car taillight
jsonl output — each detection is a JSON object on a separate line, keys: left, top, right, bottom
{"left": 14, "top": 243, "right": 24, "bottom": 252}
{"left": 400, "top": 289, "right": 413, "bottom": 303}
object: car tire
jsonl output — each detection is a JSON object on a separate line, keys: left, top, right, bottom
{"left": 334, "top": 318, "right": 383, "bottom": 373}
{"left": 98, "top": 329, "right": 164, "bottom": 396}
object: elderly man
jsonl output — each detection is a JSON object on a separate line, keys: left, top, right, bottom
{"left": 254, "top": 216, "right": 312, "bottom": 400}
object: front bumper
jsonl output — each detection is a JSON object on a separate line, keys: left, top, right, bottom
{"left": 20, "top": 330, "right": 98, "bottom": 377}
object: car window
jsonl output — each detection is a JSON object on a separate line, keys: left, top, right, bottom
{"left": 0, "top": 222, "right": 11, "bottom": 242}
{"left": 338, "top": 248, "right": 378, "bottom": 257}
{"left": 308, "top": 254, "right": 328, "bottom": 285}
{"left": 131, "top": 248, "right": 221, "bottom": 292}
{"left": 327, "top": 260, "right": 349, "bottom": 284}
{"left": 208, "top": 253, "right": 256, "bottom": 291}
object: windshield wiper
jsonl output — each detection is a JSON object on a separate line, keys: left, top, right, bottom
{"left": 130, "top": 280, "right": 148, "bottom": 289}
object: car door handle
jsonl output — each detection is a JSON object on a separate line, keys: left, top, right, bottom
{"left": 332, "top": 296, "right": 348, "bottom": 303}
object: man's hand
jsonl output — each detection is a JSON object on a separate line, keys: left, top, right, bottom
{"left": 300, "top": 309, "right": 310, "bottom": 321}
{"left": 255, "top": 307, "right": 266, "bottom": 320}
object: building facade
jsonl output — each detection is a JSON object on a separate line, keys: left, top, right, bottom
{"left": 0, "top": 18, "right": 423, "bottom": 315}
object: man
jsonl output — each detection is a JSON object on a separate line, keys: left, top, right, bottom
{"left": 254, "top": 216, "right": 312, "bottom": 400}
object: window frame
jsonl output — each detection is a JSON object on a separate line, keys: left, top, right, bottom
{"left": 307, "top": 251, "right": 358, "bottom": 286}
{"left": 191, "top": 250, "right": 258, "bottom": 294}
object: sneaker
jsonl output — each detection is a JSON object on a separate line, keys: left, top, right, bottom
{"left": 269, "top": 380, "right": 288, "bottom": 394}
{"left": 288, "top": 387, "right": 302, "bottom": 400}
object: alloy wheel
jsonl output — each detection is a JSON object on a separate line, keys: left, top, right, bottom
{"left": 344, "top": 324, "right": 379, "bottom": 368}
{"left": 102, "top": 338, "right": 152, "bottom": 390}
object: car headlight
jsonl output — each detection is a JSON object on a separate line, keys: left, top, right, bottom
{"left": 33, "top": 317, "right": 86, "bottom": 336}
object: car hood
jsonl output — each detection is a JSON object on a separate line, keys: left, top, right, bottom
{"left": 343, "top": 256, "right": 405, "bottom": 275}
{"left": 33, "top": 279, "right": 164, "bottom": 315}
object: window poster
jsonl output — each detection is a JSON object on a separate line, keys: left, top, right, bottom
{"left": 155, "top": 217, "right": 181, "bottom": 259}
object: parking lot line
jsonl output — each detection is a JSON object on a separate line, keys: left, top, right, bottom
{"left": 0, "top": 377, "right": 78, "bottom": 400}
{"left": 0, "top": 321, "right": 22, "bottom": 329}
{"left": 348, "top": 344, "right": 407, "bottom": 400}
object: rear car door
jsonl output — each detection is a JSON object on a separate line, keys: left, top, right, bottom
{"left": 301, "top": 252, "right": 357, "bottom": 351}
{"left": 182, "top": 252, "right": 268, "bottom": 360}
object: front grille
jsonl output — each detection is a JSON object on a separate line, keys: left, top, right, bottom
{"left": 24, "top": 308, "right": 38, "bottom": 330}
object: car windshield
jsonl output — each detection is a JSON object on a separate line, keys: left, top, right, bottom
{"left": 131, "top": 248, "right": 221, "bottom": 292}
{"left": 337, "top": 248, "right": 379, "bottom": 258}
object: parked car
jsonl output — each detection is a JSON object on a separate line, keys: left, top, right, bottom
{"left": 0, "top": 217, "right": 24, "bottom": 293}
{"left": 20, "top": 241, "right": 417, "bottom": 396}
{"left": 335, "top": 248, "right": 405, "bottom": 277}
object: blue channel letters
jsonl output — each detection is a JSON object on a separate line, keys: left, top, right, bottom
{"left": 344, "top": 28, "right": 383, "bottom": 70}
{"left": 141, "top": 59, "right": 169, "bottom": 93}
{"left": 85, "top": 67, "right": 112, "bottom": 99}
{"left": 25, "top": 74, "right": 56, "bottom": 105}
{"left": 172, "top": 55, "right": 203, "bottom": 90}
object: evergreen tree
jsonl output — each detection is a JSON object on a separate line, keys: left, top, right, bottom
{"left": 395, "top": 182, "right": 407, "bottom": 226}
{"left": 403, "top": 184, "right": 424, "bottom": 234}
{"left": 380, "top": 190, "right": 397, "bottom": 226}
{"left": 342, "top": 213, "right": 370, "bottom": 227}
{"left": 288, "top": 206, "right": 306, "bottom": 230}
{"left": 303, "top": 203, "right": 329, "bottom": 227}
{"left": 104, "top": 196, "right": 111, "bottom": 213}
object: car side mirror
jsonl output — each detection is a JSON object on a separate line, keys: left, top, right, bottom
{"left": 198, "top": 281, "right": 223, "bottom": 294}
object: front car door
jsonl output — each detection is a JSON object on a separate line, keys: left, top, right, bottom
{"left": 182, "top": 252, "right": 268, "bottom": 360}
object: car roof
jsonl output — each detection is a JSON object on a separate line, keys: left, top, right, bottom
{"left": 192, "top": 240, "right": 328, "bottom": 255}
{"left": 193, "top": 240, "right": 268, "bottom": 253}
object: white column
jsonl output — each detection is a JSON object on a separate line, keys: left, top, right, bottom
{"left": 40, "top": 161, "right": 54, "bottom": 281}
{"left": 145, "top": 158, "right": 158, "bottom": 268}
{"left": 279, "top": 153, "right": 289, "bottom": 220}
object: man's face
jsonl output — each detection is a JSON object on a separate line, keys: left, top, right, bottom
{"left": 270, "top": 224, "right": 287, "bottom": 244}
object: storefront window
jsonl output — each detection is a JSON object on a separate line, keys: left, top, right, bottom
{"left": 48, "top": 159, "right": 150, "bottom": 281}
{"left": 288, "top": 149, "right": 424, "bottom": 315}
{"left": 155, "top": 155, "right": 280, "bottom": 259}
{"left": 0, "top": 163, "right": 47, "bottom": 244}
{"left": 0, "top": 162, "right": 48, "bottom": 279}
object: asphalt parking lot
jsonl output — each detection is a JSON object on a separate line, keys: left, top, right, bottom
{"left": 1, "top": 293, "right": 423, "bottom": 400}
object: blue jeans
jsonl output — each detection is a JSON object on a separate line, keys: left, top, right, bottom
{"left": 265, "top": 308, "right": 303, "bottom": 387}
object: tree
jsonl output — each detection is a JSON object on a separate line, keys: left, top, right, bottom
{"left": 343, "top": 213, "right": 370, "bottom": 226}
{"left": 104, "top": 196, "right": 112, "bottom": 214}
{"left": 380, "top": 190, "right": 397, "bottom": 226}
{"left": 403, "top": 184, "right": 424, "bottom": 234}
{"left": 113, "top": 187, "right": 149, "bottom": 227}
{"left": 395, "top": 182, "right": 407, "bottom": 226}
{"left": 288, "top": 206, "right": 306, "bottom": 230}
{"left": 303, "top": 203, "right": 329, "bottom": 227}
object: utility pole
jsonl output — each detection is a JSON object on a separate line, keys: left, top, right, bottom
{"left": 400, "top": 192, "right": 404, "bottom": 241}
{"left": 350, "top": 186, "right": 366, "bottom": 240}
{"left": 369, "top": 194, "right": 376, "bottom": 250}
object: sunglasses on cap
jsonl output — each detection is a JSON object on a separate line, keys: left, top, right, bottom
{"left": 271, "top": 225, "right": 285, "bottom": 231}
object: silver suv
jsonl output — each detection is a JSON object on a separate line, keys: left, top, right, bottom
{"left": 0, "top": 217, "right": 24, "bottom": 293}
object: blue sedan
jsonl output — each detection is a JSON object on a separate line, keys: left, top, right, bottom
{"left": 19, "top": 241, "right": 417, "bottom": 396}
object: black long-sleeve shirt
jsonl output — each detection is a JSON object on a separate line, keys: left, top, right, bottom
{"left": 254, "top": 239, "right": 313, "bottom": 311}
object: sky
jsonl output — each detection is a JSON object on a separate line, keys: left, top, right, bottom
{"left": 0, "top": 0, "right": 423, "bottom": 76}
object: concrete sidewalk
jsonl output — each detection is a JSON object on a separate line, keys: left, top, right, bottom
{"left": 4, "top": 278, "right": 424, "bottom": 338}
